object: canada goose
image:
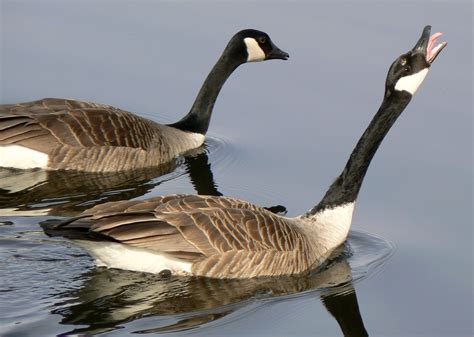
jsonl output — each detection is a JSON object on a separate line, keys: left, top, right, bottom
{"left": 43, "top": 26, "right": 446, "bottom": 278}
{"left": 0, "top": 29, "right": 289, "bottom": 172}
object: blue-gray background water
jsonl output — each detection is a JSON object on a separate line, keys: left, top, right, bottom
{"left": 0, "top": 1, "right": 472, "bottom": 336}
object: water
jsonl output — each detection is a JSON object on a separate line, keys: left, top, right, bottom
{"left": 0, "top": 145, "right": 392, "bottom": 336}
{"left": 1, "top": 2, "right": 472, "bottom": 337}
{"left": 0, "top": 210, "right": 392, "bottom": 336}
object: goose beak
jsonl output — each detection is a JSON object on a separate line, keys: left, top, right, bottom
{"left": 266, "top": 42, "right": 290, "bottom": 60}
{"left": 412, "top": 25, "right": 447, "bottom": 64}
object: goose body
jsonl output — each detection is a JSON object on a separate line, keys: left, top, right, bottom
{"left": 44, "top": 26, "right": 446, "bottom": 278}
{"left": 0, "top": 30, "right": 289, "bottom": 172}
{"left": 48, "top": 195, "right": 353, "bottom": 278}
{"left": 0, "top": 98, "right": 204, "bottom": 171}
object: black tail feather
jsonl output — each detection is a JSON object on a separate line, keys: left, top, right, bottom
{"left": 40, "top": 218, "right": 117, "bottom": 242}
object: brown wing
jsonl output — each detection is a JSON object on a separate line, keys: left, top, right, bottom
{"left": 58, "top": 194, "right": 310, "bottom": 277}
{"left": 0, "top": 98, "right": 159, "bottom": 153}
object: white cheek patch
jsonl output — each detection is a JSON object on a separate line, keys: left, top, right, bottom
{"left": 244, "top": 37, "right": 265, "bottom": 62}
{"left": 394, "top": 68, "right": 429, "bottom": 95}
{"left": 0, "top": 145, "right": 49, "bottom": 169}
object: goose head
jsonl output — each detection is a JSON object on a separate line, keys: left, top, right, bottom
{"left": 386, "top": 25, "right": 447, "bottom": 96}
{"left": 228, "top": 29, "right": 289, "bottom": 63}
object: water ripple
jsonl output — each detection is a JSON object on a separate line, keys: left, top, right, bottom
{"left": 0, "top": 134, "right": 237, "bottom": 217}
{"left": 0, "top": 226, "right": 393, "bottom": 336}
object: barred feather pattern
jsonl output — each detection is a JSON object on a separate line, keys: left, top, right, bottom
{"left": 59, "top": 194, "right": 330, "bottom": 279}
{"left": 0, "top": 98, "right": 204, "bottom": 172}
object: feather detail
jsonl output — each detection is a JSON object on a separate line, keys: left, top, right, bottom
{"left": 48, "top": 194, "right": 321, "bottom": 278}
{"left": 0, "top": 98, "right": 204, "bottom": 172}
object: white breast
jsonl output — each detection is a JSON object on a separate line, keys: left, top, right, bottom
{"left": 163, "top": 129, "right": 206, "bottom": 158}
{"left": 301, "top": 202, "right": 356, "bottom": 250}
{"left": 0, "top": 145, "right": 49, "bottom": 169}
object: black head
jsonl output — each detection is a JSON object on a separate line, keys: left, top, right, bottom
{"left": 385, "top": 25, "right": 447, "bottom": 96}
{"left": 227, "top": 29, "right": 289, "bottom": 63}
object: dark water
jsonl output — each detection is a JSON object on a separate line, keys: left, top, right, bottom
{"left": 1, "top": 2, "right": 472, "bottom": 337}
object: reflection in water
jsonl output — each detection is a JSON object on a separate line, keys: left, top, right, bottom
{"left": 1, "top": 139, "right": 387, "bottom": 336}
{"left": 184, "top": 152, "right": 286, "bottom": 215}
{"left": 50, "top": 240, "right": 372, "bottom": 336}
{"left": 0, "top": 142, "right": 286, "bottom": 217}
{"left": 0, "top": 162, "right": 177, "bottom": 216}
{"left": 184, "top": 148, "right": 222, "bottom": 197}
{"left": 322, "top": 290, "right": 368, "bottom": 337}
{"left": 42, "top": 232, "right": 393, "bottom": 336}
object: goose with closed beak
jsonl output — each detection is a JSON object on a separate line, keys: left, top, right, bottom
{"left": 43, "top": 26, "right": 446, "bottom": 278}
{"left": 0, "top": 29, "right": 288, "bottom": 172}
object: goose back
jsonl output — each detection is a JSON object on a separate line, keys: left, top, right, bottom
{"left": 0, "top": 98, "right": 204, "bottom": 171}
{"left": 52, "top": 194, "right": 323, "bottom": 278}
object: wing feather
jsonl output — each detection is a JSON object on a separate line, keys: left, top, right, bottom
{"left": 55, "top": 194, "right": 312, "bottom": 277}
{"left": 61, "top": 194, "right": 302, "bottom": 254}
{"left": 0, "top": 98, "right": 160, "bottom": 153}
{"left": 104, "top": 221, "right": 178, "bottom": 240}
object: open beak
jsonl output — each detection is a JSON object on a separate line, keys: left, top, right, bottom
{"left": 266, "top": 41, "right": 290, "bottom": 60}
{"left": 412, "top": 25, "right": 447, "bottom": 64}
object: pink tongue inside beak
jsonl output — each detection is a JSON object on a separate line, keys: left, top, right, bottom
{"left": 427, "top": 32, "right": 443, "bottom": 60}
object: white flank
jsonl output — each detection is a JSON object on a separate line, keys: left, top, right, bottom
{"left": 244, "top": 37, "right": 265, "bottom": 62}
{"left": 302, "top": 202, "right": 355, "bottom": 250}
{"left": 75, "top": 241, "right": 193, "bottom": 275}
{"left": 394, "top": 68, "right": 429, "bottom": 95}
{"left": 0, "top": 145, "right": 49, "bottom": 169}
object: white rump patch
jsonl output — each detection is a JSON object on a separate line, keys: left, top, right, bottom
{"left": 244, "top": 37, "right": 265, "bottom": 62}
{"left": 394, "top": 68, "right": 429, "bottom": 95}
{"left": 75, "top": 240, "right": 193, "bottom": 275}
{"left": 0, "top": 145, "right": 49, "bottom": 169}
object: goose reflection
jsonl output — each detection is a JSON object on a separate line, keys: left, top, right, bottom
{"left": 50, "top": 243, "right": 368, "bottom": 336}
{"left": 0, "top": 157, "right": 179, "bottom": 217}
{"left": 0, "top": 143, "right": 285, "bottom": 217}
{"left": 14, "top": 142, "right": 373, "bottom": 335}
{"left": 0, "top": 162, "right": 176, "bottom": 216}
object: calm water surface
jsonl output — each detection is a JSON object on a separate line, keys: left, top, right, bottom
{"left": 1, "top": 2, "right": 472, "bottom": 337}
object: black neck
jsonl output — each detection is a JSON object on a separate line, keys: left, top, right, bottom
{"left": 169, "top": 51, "right": 244, "bottom": 135}
{"left": 307, "top": 90, "right": 412, "bottom": 215}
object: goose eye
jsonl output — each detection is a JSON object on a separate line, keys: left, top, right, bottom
{"left": 404, "top": 66, "right": 411, "bottom": 73}
{"left": 258, "top": 36, "right": 267, "bottom": 44}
